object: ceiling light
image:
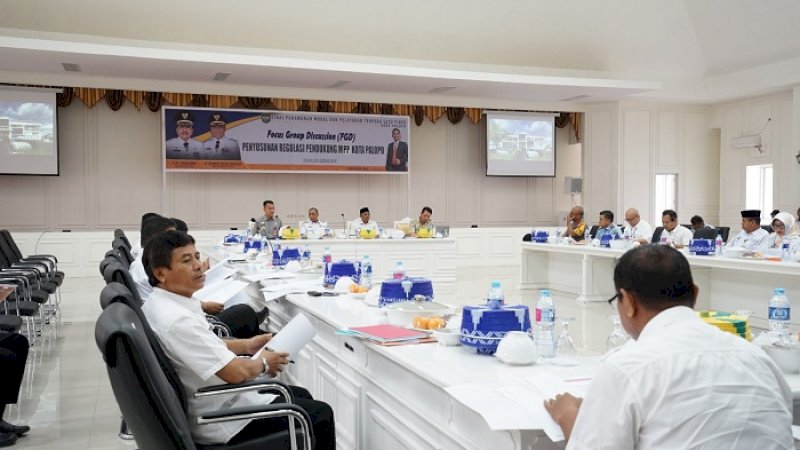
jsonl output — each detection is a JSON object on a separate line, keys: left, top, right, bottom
{"left": 429, "top": 86, "right": 456, "bottom": 94}
{"left": 61, "top": 63, "right": 81, "bottom": 72}
{"left": 212, "top": 72, "right": 231, "bottom": 82}
{"left": 327, "top": 80, "right": 350, "bottom": 88}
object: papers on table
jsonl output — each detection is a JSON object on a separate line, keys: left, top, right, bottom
{"left": 260, "top": 280, "right": 319, "bottom": 302}
{"left": 251, "top": 313, "right": 317, "bottom": 359}
{"left": 243, "top": 271, "right": 297, "bottom": 283}
{"left": 445, "top": 372, "right": 590, "bottom": 442}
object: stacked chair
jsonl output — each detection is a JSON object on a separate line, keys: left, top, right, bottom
{"left": 97, "top": 229, "right": 312, "bottom": 449}
{"left": 0, "top": 230, "right": 63, "bottom": 344}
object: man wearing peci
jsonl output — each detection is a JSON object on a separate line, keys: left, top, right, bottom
{"left": 727, "top": 209, "right": 770, "bottom": 251}
{"left": 203, "top": 112, "right": 240, "bottom": 160}
{"left": 385, "top": 128, "right": 408, "bottom": 171}
{"left": 165, "top": 111, "right": 204, "bottom": 159}
{"left": 544, "top": 245, "right": 793, "bottom": 449}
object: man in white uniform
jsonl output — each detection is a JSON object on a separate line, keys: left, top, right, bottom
{"left": 656, "top": 209, "right": 693, "bottom": 247}
{"left": 352, "top": 207, "right": 379, "bottom": 236}
{"left": 623, "top": 207, "right": 653, "bottom": 244}
{"left": 727, "top": 209, "right": 770, "bottom": 251}
{"left": 300, "top": 207, "right": 328, "bottom": 237}
{"left": 544, "top": 244, "right": 793, "bottom": 449}
{"left": 142, "top": 230, "right": 335, "bottom": 448}
{"left": 165, "top": 111, "right": 204, "bottom": 159}
{"left": 202, "top": 112, "right": 240, "bottom": 160}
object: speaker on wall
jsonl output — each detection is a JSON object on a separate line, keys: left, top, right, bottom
{"left": 565, "top": 177, "right": 583, "bottom": 194}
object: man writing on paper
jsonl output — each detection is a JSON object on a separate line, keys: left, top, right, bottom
{"left": 142, "top": 230, "right": 335, "bottom": 448}
{"left": 544, "top": 245, "right": 792, "bottom": 449}
{"left": 623, "top": 207, "right": 653, "bottom": 244}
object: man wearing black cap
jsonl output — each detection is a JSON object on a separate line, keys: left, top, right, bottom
{"left": 727, "top": 209, "right": 769, "bottom": 251}
{"left": 203, "top": 112, "right": 240, "bottom": 160}
{"left": 166, "top": 111, "right": 204, "bottom": 159}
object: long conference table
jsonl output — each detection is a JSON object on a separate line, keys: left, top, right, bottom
{"left": 213, "top": 237, "right": 800, "bottom": 449}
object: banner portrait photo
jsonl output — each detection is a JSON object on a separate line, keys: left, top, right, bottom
{"left": 162, "top": 106, "right": 411, "bottom": 174}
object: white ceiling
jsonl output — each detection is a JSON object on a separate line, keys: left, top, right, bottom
{"left": 0, "top": 0, "right": 798, "bottom": 108}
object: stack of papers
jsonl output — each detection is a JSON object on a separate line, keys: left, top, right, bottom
{"left": 347, "top": 325, "right": 429, "bottom": 343}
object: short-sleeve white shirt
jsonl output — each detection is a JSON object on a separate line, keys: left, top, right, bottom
{"left": 657, "top": 225, "right": 693, "bottom": 247}
{"left": 142, "top": 287, "right": 276, "bottom": 444}
{"left": 727, "top": 228, "right": 770, "bottom": 251}
{"left": 567, "top": 306, "right": 793, "bottom": 450}
{"left": 627, "top": 219, "right": 653, "bottom": 242}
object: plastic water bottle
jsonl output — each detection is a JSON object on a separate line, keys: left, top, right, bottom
{"left": 715, "top": 234, "right": 724, "bottom": 256}
{"left": 392, "top": 261, "right": 406, "bottom": 280}
{"left": 261, "top": 236, "right": 268, "bottom": 253}
{"left": 584, "top": 227, "right": 591, "bottom": 242}
{"left": 486, "top": 280, "right": 504, "bottom": 309}
{"left": 361, "top": 255, "right": 373, "bottom": 288}
{"left": 302, "top": 244, "right": 311, "bottom": 267}
{"left": 768, "top": 288, "right": 791, "bottom": 335}
{"left": 782, "top": 242, "right": 790, "bottom": 261}
{"left": 535, "top": 290, "right": 555, "bottom": 359}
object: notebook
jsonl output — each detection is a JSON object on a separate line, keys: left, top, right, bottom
{"left": 349, "top": 325, "right": 428, "bottom": 343}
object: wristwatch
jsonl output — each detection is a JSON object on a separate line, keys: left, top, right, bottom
{"left": 261, "top": 357, "right": 269, "bottom": 374}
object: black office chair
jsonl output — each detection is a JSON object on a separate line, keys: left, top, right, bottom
{"left": 761, "top": 225, "right": 774, "bottom": 234}
{"left": 589, "top": 225, "right": 599, "bottom": 239}
{"left": 680, "top": 224, "right": 692, "bottom": 230}
{"left": 112, "top": 237, "right": 135, "bottom": 267}
{"left": 716, "top": 226, "right": 731, "bottom": 242}
{"left": 96, "top": 301, "right": 312, "bottom": 450}
{"left": 0, "top": 230, "right": 64, "bottom": 285}
{"left": 113, "top": 229, "right": 132, "bottom": 251}
{"left": 102, "top": 261, "right": 145, "bottom": 305}
{"left": 651, "top": 227, "right": 665, "bottom": 243}
{"left": 693, "top": 228, "right": 718, "bottom": 240}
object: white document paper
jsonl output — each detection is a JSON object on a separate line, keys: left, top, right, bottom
{"left": 251, "top": 313, "right": 317, "bottom": 359}
{"left": 205, "top": 261, "right": 238, "bottom": 285}
{"left": 444, "top": 372, "right": 587, "bottom": 443}
{"left": 243, "top": 271, "right": 298, "bottom": 283}
{"left": 194, "top": 279, "right": 249, "bottom": 304}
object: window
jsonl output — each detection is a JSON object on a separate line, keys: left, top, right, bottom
{"left": 745, "top": 164, "right": 773, "bottom": 221}
{"left": 654, "top": 174, "right": 677, "bottom": 224}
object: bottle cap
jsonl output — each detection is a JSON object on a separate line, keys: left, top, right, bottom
{"left": 541, "top": 289, "right": 551, "bottom": 297}
{"left": 491, "top": 280, "right": 500, "bottom": 288}
{"left": 774, "top": 288, "right": 785, "bottom": 295}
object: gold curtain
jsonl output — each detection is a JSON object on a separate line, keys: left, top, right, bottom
{"left": 57, "top": 87, "right": 487, "bottom": 125}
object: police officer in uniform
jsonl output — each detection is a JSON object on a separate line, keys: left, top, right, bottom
{"left": 165, "top": 111, "right": 204, "bottom": 159}
{"left": 203, "top": 113, "right": 241, "bottom": 160}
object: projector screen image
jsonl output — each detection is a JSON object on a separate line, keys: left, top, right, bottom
{"left": 486, "top": 112, "right": 555, "bottom": 176}
{"left": 0, "top": 88, "right": 58, "bottom": 175}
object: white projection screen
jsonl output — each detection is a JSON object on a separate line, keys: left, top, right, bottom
{"left": 0, "top": 87, "right": 59, "bottom": 175}
{"left": 486, "top": 111, "right": 555, "bottom": 176}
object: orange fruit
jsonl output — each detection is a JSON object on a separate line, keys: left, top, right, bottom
{"left": 412, "top": 317, "right": 430, "bottom": 329}
{"left": 427, "top": 317, "right": 446, "bottom": 330}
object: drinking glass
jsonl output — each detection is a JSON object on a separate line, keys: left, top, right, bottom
{"left": 606, "top": 314, "right": 630, "bottom": 352}
{"left": 553, "top": 317, "right": 578, "bottom": 366}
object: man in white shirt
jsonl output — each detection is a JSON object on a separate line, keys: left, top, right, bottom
{"left": 656, "top": 209, "right": 693, "bottom": 248}
{"left": 545, "top": 245, "right": 793, "bottom": 449}
{"left": 165, "top": 111, "right": 204, "bottom": 159}
{"left": 142, "top": 230, "right": 335, "bottom": 448}
{"left": 300, "top": 207, "right": 328, "bottom": 237}
{"left": 728, "top": 209, "right": 770, "bottom": 251}
{"left": 623, "top": 208, "right": 653, "bottom": 244}
{"left": 352, "top": 207, "right": 379, "bottom": 236}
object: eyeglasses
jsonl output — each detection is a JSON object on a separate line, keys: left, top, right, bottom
{"left": 607, "top": 292, "right": 621, "bottom": 306}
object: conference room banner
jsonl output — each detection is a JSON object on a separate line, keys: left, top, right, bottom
{"left": 162, "top": 106, "right": 410, "bottom": 173}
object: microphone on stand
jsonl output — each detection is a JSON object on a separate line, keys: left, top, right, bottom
{"left": 253, "top": 217, "right": 274, "bottom": 256}
{"left": 341, "top": 213, "right": 347, "bottom": 239}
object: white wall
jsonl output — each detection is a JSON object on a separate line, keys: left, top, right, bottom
{"left": 0, "top": 102, "right": 582, "bottom": 231}
{"left": 711, "top": 90, "right": 800, "bottom": 229}
{"left": 583, "top": 102, "right": 719, "bottom": 228}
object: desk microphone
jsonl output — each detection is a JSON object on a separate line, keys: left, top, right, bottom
{"left": 341, "top": 213, "right": 347, "bottom": 239}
